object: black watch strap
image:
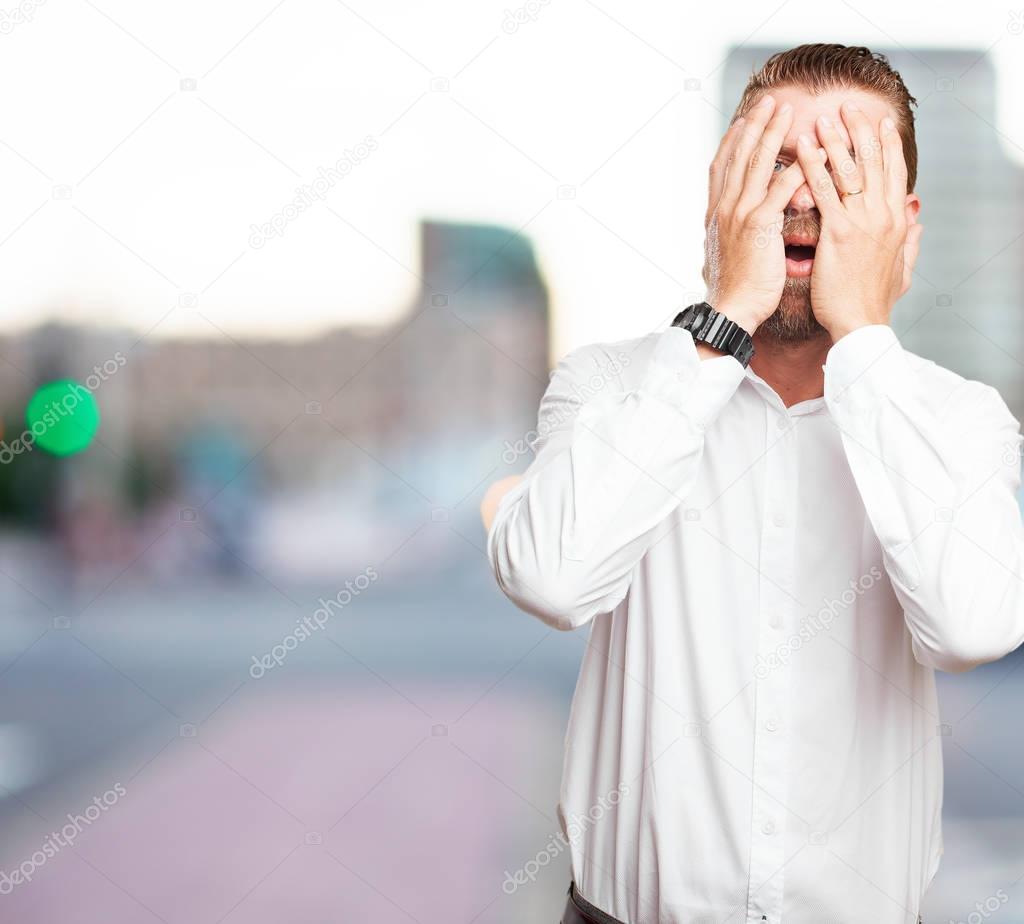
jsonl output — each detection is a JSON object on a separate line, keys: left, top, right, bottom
{"left": 670, "top": 302, "right": 754, "bottom": 368}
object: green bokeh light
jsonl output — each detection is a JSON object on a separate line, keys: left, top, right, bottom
{"left": 25, "top": 380, "right": 100, "bottom": 457}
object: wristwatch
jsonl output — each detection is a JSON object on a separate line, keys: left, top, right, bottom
{"left": 671, "top": 302, "right": 755, "bottom": 368}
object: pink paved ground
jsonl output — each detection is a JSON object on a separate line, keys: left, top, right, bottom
{"left": 0, "top": 682, "right": 567, "bottom": 923}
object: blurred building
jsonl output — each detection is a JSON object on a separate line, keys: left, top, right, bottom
{"left": 0, "top": 219, "right": 550, "bottom": 578}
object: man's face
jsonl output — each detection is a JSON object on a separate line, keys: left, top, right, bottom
{"left": 745, "top": 85, "right": 906, "bottom": 344}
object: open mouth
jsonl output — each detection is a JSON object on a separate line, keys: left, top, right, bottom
{"left": 784, "top": 241, "right": 816, "bottom": 278}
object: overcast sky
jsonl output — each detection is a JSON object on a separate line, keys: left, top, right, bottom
{"left": 0, "top": 0, "right": 1021, "bottom": 357}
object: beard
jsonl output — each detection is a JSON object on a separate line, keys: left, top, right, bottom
{"left": 755, "top": 213, "right": 830, "bottom": 345}
{"left": 702, "top": 212, "right": 835, "bottom": 345}
{"left": 756, "top": 276, "right": 829, "bottom": 343}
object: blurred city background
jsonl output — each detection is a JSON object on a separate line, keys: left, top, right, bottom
{"left": 0, "top": 1, "right": 1023, "bottom": 921}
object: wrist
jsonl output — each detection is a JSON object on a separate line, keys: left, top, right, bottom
{"left": 827, "top": 317, "right": 883, "bottom": 343}
{"left": 713, "top": 300, "right": 761, "bottom": 337}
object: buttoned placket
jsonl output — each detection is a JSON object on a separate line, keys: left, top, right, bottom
{"left": 744, "top": 401, "right": 798, "bottom": 924}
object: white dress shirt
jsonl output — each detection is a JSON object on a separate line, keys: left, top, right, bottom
{"left": 487, "top": 323, "right": 1024, "bottom": 924}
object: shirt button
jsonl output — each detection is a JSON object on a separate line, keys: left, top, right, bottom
{"left": 776, "top": 415, "right": 790, "bottom": 430}
{"left": 765, "top": 717, "right": 779, "bottom": 732}
{"left": 772, "top": 513, "right": 788, "bottom": 528}
{"left": 761, "top": 820, "right": 775, "bottom": 835}
{"left": 768, "top": 610, "right": 781, "bottom": 628}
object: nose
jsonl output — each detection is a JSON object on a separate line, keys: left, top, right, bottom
{"left": 787, "top": 178, "right": 816, "bottom": 214}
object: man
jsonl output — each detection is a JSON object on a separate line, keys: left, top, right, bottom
{"left": 485, "top": 44, "right": 1024, "bottom": 924}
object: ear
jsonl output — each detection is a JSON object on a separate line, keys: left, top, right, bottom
{"left": 903, "top": 193, "right": 920, "bottom": 224}
{"left": 898, "top": 194, "right": 923, "bottom": 299}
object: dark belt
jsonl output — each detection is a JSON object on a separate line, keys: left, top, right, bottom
{"left": 560, "top": 882, "right": 924, "bottom": 924}
{"left": 560, "top": 882, "right": 627, "bottom": 924}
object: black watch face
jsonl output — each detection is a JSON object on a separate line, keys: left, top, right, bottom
{"left": 673, "top": 301, "right": 753, "bottom": 366}
{"left": 673, "top": 302, "right": 753, "bottom": 365}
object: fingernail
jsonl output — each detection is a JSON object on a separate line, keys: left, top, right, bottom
{"left": 845, "top": 100, "right": 860, "bottom": 111}
{"left": 760, "top": 95, "right": 774, "bottom": 109}
{"left": 797, "top": 133, "right": 812, "bottom": 146}
{"left": 818, "top": 115, "right": 832, "bottom": 128}
{"left": 779, "top": 102, "right": 792, "bottom": 114}
{"left": 882, "top": 116, "right": 896, "bottom": 131}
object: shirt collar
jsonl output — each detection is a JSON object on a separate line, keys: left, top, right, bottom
{"left": 742, "top": 364, "right": 827, "bottom": 417}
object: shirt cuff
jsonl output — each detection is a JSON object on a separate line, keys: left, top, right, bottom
{"left": 639, "top": 326, "right": 747, "bottom": 429}
{"left": 823, "top": 324, "right": 913, "bottom": 416}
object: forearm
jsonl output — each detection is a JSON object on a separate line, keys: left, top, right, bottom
{"left": 488, "top": 328, "right": 745, "bottom": 630}
{"left": 825, "top": 325, "right": 1024, "bottom": 672}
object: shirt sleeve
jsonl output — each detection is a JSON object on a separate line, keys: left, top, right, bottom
{"left": 823, "top": 323, "right": 1024, "bottom": 673}
{"left": 486, "top": 326, "right": 746, "bottom": 631}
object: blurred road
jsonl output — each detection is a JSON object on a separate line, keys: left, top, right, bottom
{"left": 0, "top": 547, "right": 1022, "bottom": 922}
